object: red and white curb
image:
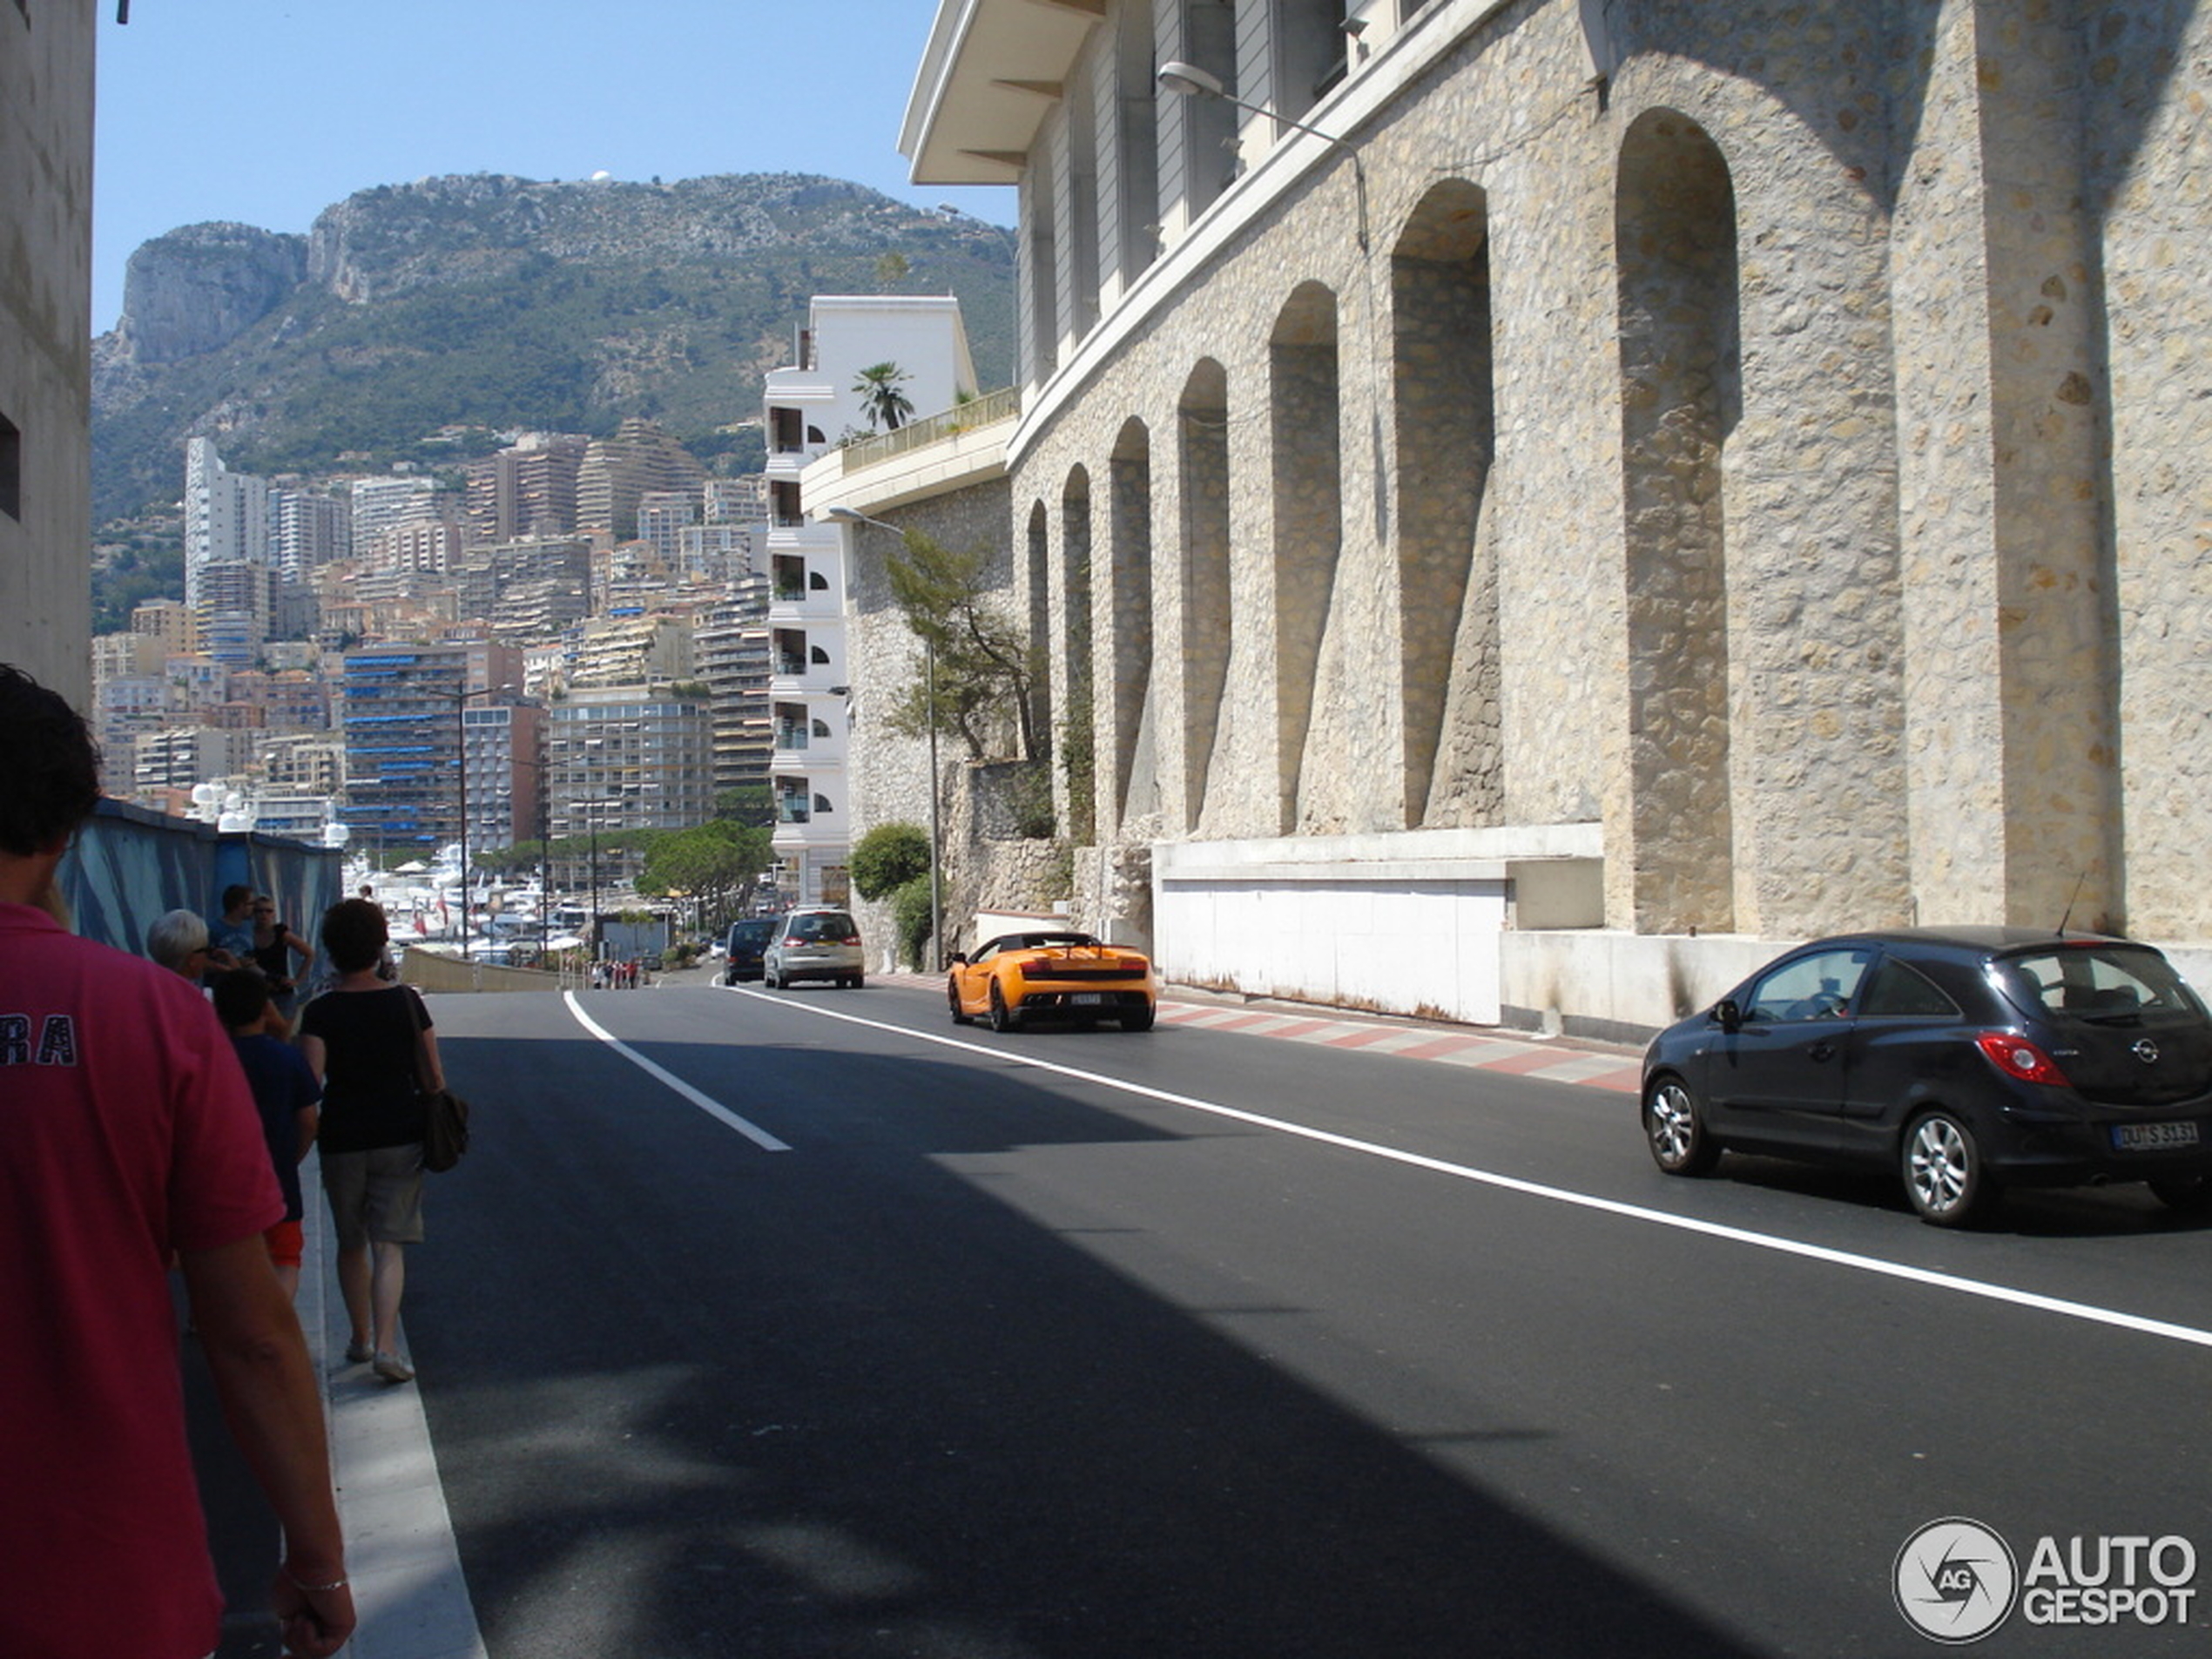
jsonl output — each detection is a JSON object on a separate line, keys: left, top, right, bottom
{"left": 1154, "top": 1002, "right": 1645, "bottom": 1094}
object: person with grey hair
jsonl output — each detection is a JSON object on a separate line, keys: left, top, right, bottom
{"left": 147, "top": 907, "right": 212, "bottom": 983}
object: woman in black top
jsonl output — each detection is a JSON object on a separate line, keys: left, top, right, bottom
{"left": 298, "top": 899, "right": 442, "bottom": 1385}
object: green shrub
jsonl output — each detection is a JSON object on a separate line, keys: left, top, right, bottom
{"left": 892, "top": 875, "right": 935, "bottom": 970}
{"left": 853, "top": 821, "right": 932, "bottom": 900}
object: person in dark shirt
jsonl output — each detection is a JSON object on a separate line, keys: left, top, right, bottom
{"left": 297, "top": 899, "right": 442, "bottom": 1386}
{"left": 214, "top": 970, "right": 322, "bottom": 1302}
{"left": 247, "top": 895, "right": 316, "bottom": 1028}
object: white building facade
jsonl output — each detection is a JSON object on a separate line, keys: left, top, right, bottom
{"left": 762, "top": 296, "right": 979, "bottom": 907}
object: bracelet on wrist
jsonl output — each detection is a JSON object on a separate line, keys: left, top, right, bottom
{"left": 287, "top": 1571, "right": 349, "bottom": 1595}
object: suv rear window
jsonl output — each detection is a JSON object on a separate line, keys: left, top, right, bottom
{"left": 787, "top": 912, "right": 857, "bottom": 941}
{"left": 1997, "top": 946, "right": 2205, "bottom": 1022}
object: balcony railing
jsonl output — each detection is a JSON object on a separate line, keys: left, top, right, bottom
{"left": 839, "top": 386, "right": 1021, "bottom": 473}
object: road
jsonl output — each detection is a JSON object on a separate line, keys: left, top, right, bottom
{"left": 388, "top": 980, "right": 2212, "bottom": 1657}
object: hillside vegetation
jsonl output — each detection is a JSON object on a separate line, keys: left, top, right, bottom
{"left": 91, "top": 172, "right": 1016, "bottom": 522}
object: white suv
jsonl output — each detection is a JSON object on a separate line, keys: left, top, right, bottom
{"left": 763, "top": 907, "right": 866, "bottom": 988}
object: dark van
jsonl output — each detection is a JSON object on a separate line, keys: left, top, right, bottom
{"left": 722, "top": 916, "right": 779, "bottom": 985}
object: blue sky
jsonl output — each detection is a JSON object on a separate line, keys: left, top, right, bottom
{"left": 91, "top": 0, "right": 1011, "bottom": 333}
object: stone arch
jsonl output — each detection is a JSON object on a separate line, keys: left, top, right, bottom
{"left": 1025, "top": 497, "right": 1054, "bottom": 779}
{"left": 1271, "top": 284, "right": 1341, "bottom": 833}
{"left": 1616, "top": 108, "right": 1741, "bottom": 933}
{"left": 1178, "top": 359, "right": 1233, "bottom": 831}
{"left": 1107, "top": 420, "right": 1156, "bottom": 830}
{"left": 1060, "top": 469, "right": 1096, "bottom": 844}
{"left": 1390, "top": 179, "right": 1496, "bottom": 828}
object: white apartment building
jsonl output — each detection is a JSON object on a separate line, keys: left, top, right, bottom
{"left": 184, "top": 437, "right": 272, "bottom": 649}
{"left": 763, "top": 295, "right": 978, "bottom": 906}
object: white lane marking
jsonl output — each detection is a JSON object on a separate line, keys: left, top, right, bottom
{"left": 722, "top": 985, "right": 2212, "bottom": 1352}
{"left": 563, "top": 990, "right": 791, "bottom": 1151}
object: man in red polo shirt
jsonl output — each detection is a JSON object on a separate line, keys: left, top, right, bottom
{"left": 0, "top": 664, "right": 354, "bottom": 1659}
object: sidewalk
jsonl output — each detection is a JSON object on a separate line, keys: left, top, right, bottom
{"left": 196, "top": 1153, "right": 483, "bottom": 1659}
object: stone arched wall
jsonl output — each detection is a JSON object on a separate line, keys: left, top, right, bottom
{"left": 1178, "top": 358, "right": 1233, "bottom": 831}
{"left": 1616, "top": 108, "right": 1739, "bottom": 935}
{"left": 1269, "top": 284, "right": 1342, "bottom": 834}
{"left": 1391, "top": 179, "right": 1498, "bottom": 833}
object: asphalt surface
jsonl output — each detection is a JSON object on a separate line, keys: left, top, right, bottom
{"left": 197, "top": 974, "right": 2212, "bottom": 1657}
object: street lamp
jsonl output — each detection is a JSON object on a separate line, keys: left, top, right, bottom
{"left": 1156, "top": 59, "right": 1369, "bottom": 253}
{"left": 821, "top": 504, "right": 941, "bottom": 969}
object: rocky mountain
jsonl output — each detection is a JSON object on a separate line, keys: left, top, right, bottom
{"left": 91, "top": 172, "right": 1016, "bottom": 522}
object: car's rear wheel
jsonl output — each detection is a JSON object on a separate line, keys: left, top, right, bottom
{"left": 988, "top": 981, "right": 1019, "bottom": 1033}
{"left": 1643, "top": 1076, "right": 1718, "bottom": 1176}
{"left": 2148, "top": 1175, "right": 2212, "bottom": 1214}
{"left": 948, "top": 980, "right": 971, "bottom": 1024}
{"left": 1903, "top": 1109, "right": 1997, "bottom": 1226}
{"left": 847, "top": 973, "right": 866, "bottom": 989}
{"left": 1121, "top": 1004, "right": 1156, "bottom": 1032}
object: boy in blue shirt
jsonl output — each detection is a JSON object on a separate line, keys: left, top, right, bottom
{"left": 212, "top": 971, "right": 323, "bottom": 1302}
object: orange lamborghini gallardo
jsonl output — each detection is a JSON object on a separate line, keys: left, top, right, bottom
{"left": 946, "top": 931, "right": 1157, "bottom": 1033}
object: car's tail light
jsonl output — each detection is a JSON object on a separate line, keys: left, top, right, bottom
{"left": 841, "top": 934, "right": 860, "bottom": 945}
{"left": 1975, "top": 1030, "right": 2071, "bottom": 1086}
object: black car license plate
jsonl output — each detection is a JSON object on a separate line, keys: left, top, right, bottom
{"left": 2112, "top": 1121, "right": 2202, "bottom": 1152}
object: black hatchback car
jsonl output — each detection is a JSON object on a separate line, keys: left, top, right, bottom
{"left": 1640, "top": 928, "right": 2212, "bottom": 1225}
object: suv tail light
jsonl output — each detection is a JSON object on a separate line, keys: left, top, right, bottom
{"left": 1975, "top": 1030, "right": 2071, "bottom": 1086}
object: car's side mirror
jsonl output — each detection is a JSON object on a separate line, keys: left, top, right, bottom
{"left": 1715, "top": 999, "right": 1743, "bottom": 1034}
{"left": 946, "top": 951, "right": 968, "bottom": 967}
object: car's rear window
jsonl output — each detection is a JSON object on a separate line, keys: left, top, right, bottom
{"left": 788, "top": 913, "right": 857, "bottom": 941}
{"left": 731, "top": 921, "right": 775, "bottom": 946}
{"left": 1996, "top": 946, "right": 2205, "bottom": 1022}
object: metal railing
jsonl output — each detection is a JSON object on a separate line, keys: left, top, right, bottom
{"left": 839, "top": 386, "right": 1021, "bottom": 473}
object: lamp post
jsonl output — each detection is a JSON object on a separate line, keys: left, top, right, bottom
{"left": 821, "top": 505, "right": 941, "bottom": 969}
{"left": 1156, "top": 58, "right": 1368, "bottom": 253}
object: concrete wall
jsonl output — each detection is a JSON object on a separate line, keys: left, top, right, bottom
{"left": 0, "top": 3, "right": 95, "bottom": 704}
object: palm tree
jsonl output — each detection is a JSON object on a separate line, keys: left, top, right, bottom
{"left": 853, "top": 361, "right": 914, "bottom": 432}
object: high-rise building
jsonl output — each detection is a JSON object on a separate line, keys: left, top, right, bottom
{"left": 185, "top": 437, "right": 273, "bottom": 650}
{"left": 546, "top": 685, "right": 715, "bottom": 887}
{"left": 460, "top": 698, "right": 547, "bottom": 854}
{"left": 339, "top": 644, "right": 470, "bottom": 854}
{"left": 271, "top": 488, "right": 351, "bottom": 580}
{"left": 694, "top": 572, "right": 772, "bottom": 798}
{"left": 466, "top": 433, "right": 589, "bottom": 543}
{"left": 348, "top": 475, "right": 442, "bottom": 554}
{"left": 577, "top": 418, "right": 705, "bottom": 543}
{"left": 131, "top": 597, "right": 199, "bottom": 655}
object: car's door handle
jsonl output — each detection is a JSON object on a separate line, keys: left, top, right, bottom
{"left": 1806, "top": 1042, "right": 1837, "bottom": 1062}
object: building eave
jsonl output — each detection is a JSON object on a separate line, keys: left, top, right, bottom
{"left": 900, "top": 0, "right": 1100, "bottom": 185}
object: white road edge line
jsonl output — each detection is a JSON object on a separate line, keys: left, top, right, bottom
{"left": 563, "top": 990, "right": 791, "bottom": 1150}
{"left": 724, "top": 985, "right": 2212, "bottom": 1352}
